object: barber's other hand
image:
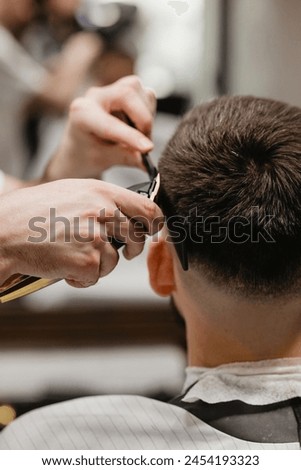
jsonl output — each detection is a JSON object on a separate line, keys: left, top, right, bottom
{"left": 0, "top": 179, "right": 162, "bottom": 288}
{"left": 43, "top": 76, "right": 156, "bottom": 181}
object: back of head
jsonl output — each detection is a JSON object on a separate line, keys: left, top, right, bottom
{"left": 159, "top": 96, "right": 301, "bottom": 298}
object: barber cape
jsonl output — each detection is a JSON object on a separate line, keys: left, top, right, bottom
{"left": 0, "top": 358, "right": 300, "bottom": 449}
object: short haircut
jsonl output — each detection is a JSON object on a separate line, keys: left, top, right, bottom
{"left": 159, "top": 96, "right": 301, "bottom": 297}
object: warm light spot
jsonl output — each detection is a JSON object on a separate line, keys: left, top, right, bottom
{"left": 0, "top": 405, "right": 16, "bottom": 426}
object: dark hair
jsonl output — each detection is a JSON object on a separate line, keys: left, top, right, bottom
{"left": 159, "top": 96, "right": 301, "bottom": 296}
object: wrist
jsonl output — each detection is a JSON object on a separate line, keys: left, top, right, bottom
{"left": 41, "top": 132, "right": 77, "bottom": 182}
{"left": 0, "top": 197, "right": 17, "bottom": 282}
{"left": 41, "top": 148, "right": 68, "bottom": 183}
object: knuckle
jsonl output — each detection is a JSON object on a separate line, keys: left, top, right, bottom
{"left": 100, "top": 120, "right": 112, "bottom": 139}
{"left": 119, "top": 75, "right": 141, "bottom": 90}
{"left": 93, "top": 233, "right": 107, "bottom": 247}
{"left": 103, "top": 206, "right": 116, "bottom": 221}
{"left": 143, "top": 115, "right": 153, "bottom": 131}
{"left": 117, "top": 89, "right": 136, "bottom": 106}
{"left": 145, "top": 88, "right": 157, "bottom": 114}
{"left": 69, "top": 97, "right": 86, "bottom": 116}
{"left": 85, "top": 86, "right": 101, "bottom": 99}
{"left": 83, "top": 180, "right": 100, "bottom": 198}
{"left": 80, "top": 251, "right": 100, "bottom": 272}
{"left": 146, "top": 87, "right": 156, "bottom": 102}
{"left": 142, "top": 198, "right": 157, "bottom": 223}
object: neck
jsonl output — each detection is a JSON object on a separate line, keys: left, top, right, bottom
{"left": 186, "top": 307, "right": 301, "bottom": 367}
{"left": 174, "top": 274, "right": 301, "bottom": 367}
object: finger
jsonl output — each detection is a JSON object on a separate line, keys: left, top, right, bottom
{"left": 122, "top": 229, "right": 146, "bottom": 260}
{"left": 95, "top": 182, "right": 163, "bottom": 234}
{"left": 110, "top": 185, "right": 164, "bottom": 234}
{"left": 102, "top": 208, "right": 143, "bottom": 242}
{"left": 85, "top": 78, "right": 156, "bottom": 139}
{"left": 139, "top": 88, "right": 157, "bottom": 138}
{"left": 65, "top": 279, "right": 97, "bottom": 288}
{"left": 145, "top": 87, "right": 157, "bottom": 117}
{"left": 99, "top": 112, "right": 153, "bottom": 152}
{"left": 65, "top": 254, "right": 101, "bottom": 287}
{"left": 76, "top": 101, "right": 153, "bottom": 153}
{"left": 110, "top": 92, "right": 154, "bottom": 136}
{"left": 98, "top": 241, "right": 119, "bottom": 278}
{"left": 104, "top": 212, "right": 146, "bottom": 260}
{"left": 122, "top": 240, "right": 145, "bottom": 260}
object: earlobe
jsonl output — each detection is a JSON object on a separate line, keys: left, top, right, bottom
{"left": 147, "top": 238, "right": 175, "bottom": 296}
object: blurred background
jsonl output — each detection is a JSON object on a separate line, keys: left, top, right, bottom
{"left": 0, "top": 0, "right": 301, "bottom": 429}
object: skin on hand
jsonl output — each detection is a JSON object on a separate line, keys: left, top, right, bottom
{"left": 43, "top": 76, "right": 157, "bottom": 181}
{"left": 0, "top": 179, "right": 163, "bottom": 288}
{"left": 0, "top": 76, "right": 159, "bottom": 288}
{"left": 0, "top": 76, "right": 156, "bottom": 193}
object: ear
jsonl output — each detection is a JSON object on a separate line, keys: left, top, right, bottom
{"left": 147, "top": 237, "right": 175, "bottom": 296}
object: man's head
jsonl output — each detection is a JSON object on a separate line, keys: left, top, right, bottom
{"left": 148, "top": 96, "right": 301, "bottom": 303}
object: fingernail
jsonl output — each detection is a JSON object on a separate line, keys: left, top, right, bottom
{"left": 139, "top": 137, "right": 153, "bottom": 151}
{"left": 122, "top": 248, "right": 131, "bottom": 260}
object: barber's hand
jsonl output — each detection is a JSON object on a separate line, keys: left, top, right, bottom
{"left": 43, "top": 76, "right": 156, "bottom": 181}
{"left": 0, "top": 179, "right": 162, "bottom": 288}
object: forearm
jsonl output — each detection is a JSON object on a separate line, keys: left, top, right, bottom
{"left": 0, "top": 175, "right": 40, "bottom": 285}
